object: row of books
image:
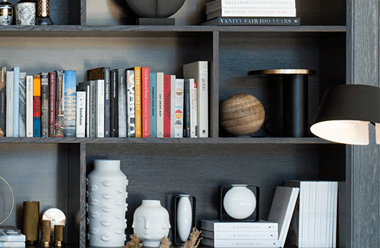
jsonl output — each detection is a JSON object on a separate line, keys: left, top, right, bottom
{"left": 203, "top": 0, "right": 300, "bottom": 26}
{"left": 0, "top": 61, "right": 209, "bottom": 138}
{"left": 200, "top": 186, "right": 300, "bottom": 247}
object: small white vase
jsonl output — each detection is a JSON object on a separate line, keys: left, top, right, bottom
{"left": 223, "top": 184, "right": 256, "bottom": 219}
{"left": 177, "top": 194, "right": 192, "bottom": 242}
{"left": 87, "top": 160, "right": 128, "bottom": 247}
{"left": 133, "top": 200, "right": 170, "bottom": 247}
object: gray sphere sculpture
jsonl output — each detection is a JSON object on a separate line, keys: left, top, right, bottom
{"left": 125, "top": 0, "right": 186, "bottom": 18}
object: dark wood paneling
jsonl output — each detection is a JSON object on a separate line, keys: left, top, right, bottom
{"left": 79, "top": 143, "right": 87, "bottom": 248}
{"left": 86, "top": 143, "right": 327, "bottom": 238}
{"left": 211, "top": 31, "right": 219, "bottom": 138}
{"left": 68, "top": 144, "right": 81, "bottom": 246}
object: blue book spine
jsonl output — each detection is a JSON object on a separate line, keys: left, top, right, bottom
{"left": 33, "top": 118, "right": 40, "bottom": 137}
{"left": 13, "top": 67, "right": 20, "bottom": 137}
{"left": 150, "top": 73, "right": 157, "bottom": 138}
{"left": 63, "top": 70, "right": 77, "bottom": 137}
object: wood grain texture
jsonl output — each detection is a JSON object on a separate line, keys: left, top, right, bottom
{"left": 211, "top": 31, "right": 219, "bottom": 138}
{"left": 68, "top": 144, "right": 81, "bottom": 246}
{"left": 347, "top": 0, "right": 380, "bottom": 247}
{"left": 79, "top": 143, "right": 87, "bottom": 248}
{"left": 85, "top": 143, "right": 332, "bottom": 238}
{"left": 81, "top": 0, "right": 86, "bottom": 25}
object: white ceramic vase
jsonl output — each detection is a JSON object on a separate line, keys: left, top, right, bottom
{"left": 177, "top": 194, "right": 192, "bottom": 242}
{"left": 132, "top": 200, "right": 170, "bottom": 247}
{"left": 87, "top": 160, "right": 128, "bottom": 247}
{"left": 223, "top": 184, "right": 256, "bottom": 219}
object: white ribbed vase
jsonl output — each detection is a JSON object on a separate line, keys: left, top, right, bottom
{"left": 87, "top": 160, "right": 128, "bottom": 247}
{"left": 177, "top": 194, "right": 192, "bottom": 242}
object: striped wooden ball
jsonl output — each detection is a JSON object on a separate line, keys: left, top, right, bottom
{"left": 220, "top": 93, "right": 265, "bottom": 136}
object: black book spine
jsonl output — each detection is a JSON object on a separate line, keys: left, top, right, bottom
{"left": 104, "top": 67, "right": 111, "bottom": 137}
{"left": 184, "top": 80, "right": 190, "bottom": 137}
{"left": 110, "top": 70, "right": 118, "bottom": 137}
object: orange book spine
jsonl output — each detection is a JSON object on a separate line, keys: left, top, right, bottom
{"left": 33, "top": 75, "right": 41, "bottom": 137}
{"left": 134, "top": 67, "right": 142, "bottom": 138}
{"left": 142, "top": 67, "right": 150, "bottom": 138}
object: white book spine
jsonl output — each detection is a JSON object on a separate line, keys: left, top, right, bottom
{"left": 19, "top": 72, "right": 26, "bottom": 137}
{"left": 202, "top": 238, "right": 279, "bottom": 247}
{"left": 13, "top": 67, "right": 20, "bottom": 137}
{"left": 201, "top": 220, "right": 278, "bottom": 232}
{"left": 26, "top": 75, "right": 33, "bottom": 137}
{"left": 86, "top": 84, "right": 90, "bottom": 137}
{"left": 170, "top": 75, "right": 176, "bottom": 137}
{"left": 214, "top": 8, "right": 296, "bottom": 17}
{"left": 197, "top": 62, "right": 208, "bottom": 137}
{"left": 76, "top": 91, "right": 86, "bottom": 137}
{"left": 89, "top": 80, "right": 96, "bottom": 137}
{"left": 174, "top": 79, "right": 184, "bottom": 138}
{"left": 126, "top": 70, "right": 135, "bottom": 137}
{"left": 6, "top": 71, "right": 13, "bottom": 137}
{"left": 96, "top": 80, "right": 104, "bottom": 137}
{"left": 201, "top": 230, "right": 278, "bottom": 240}
{"left": 189, "top": 78, "right": 198, "bottom": 138}
{"left": 220, "top": 0, "right": 295, "bottom": 8}
{"left": 156, "top": 72, "right": 164, "bottom": 138}
{"left": 118, "top": 69, "right": 127, "bottom": 137}
{"left": 0, "top": 241, "right": 25, "bottom": 247}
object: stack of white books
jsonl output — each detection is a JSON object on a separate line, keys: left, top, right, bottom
{"left": 205, "top": 0, "right": 297, "bottom": 21}
{"left": 0, "top": 227, "right": 25, "bottom": 248}
{"left": 284, "top": 180, "right": 338, "bottom": 247}
{"left": 201, "top": 186, "right": 299, "bottom": 247}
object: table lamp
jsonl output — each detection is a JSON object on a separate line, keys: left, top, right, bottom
{"left": 310, "top": 84, "right": 380, "bottom": 145}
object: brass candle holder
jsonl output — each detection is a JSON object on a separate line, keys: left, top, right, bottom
{"left": 54, "top": 224, "right": 64, "bottom": 247}
{"left": 23, "top": 201, "right": 40, "bottom": 246}
{"left": 40, "top": 219, "right": 51, "bottom": 247}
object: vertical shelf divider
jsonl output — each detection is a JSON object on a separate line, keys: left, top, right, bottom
{"left": 211, "top": 31, "right": 220, "bottom": 138}
{"left": 79, "top": 142, "right": 87, "bottom": 248}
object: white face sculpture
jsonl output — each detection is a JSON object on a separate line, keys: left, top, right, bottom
{"left": 132, "top": 201, "right": 171, "bottom": 247}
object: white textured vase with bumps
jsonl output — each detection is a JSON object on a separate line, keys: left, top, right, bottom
{"left": 86, "top": 159, "right": 128, "bottom": 247}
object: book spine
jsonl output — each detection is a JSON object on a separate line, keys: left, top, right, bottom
{"left": 96, "top": 80, "right": 105, "bottom": 137}
{"left": 55, "top": 70, "right": 64, "bottom": 137}
{"left": 183, "top": 80, "right": 190, "bottom": 137}
{"left": 19, "top": 72, "right": 26, "bottom": 137}
{"left": 13, "top": 67, "right": 20, "bottom": 137}
{"left": 40, "top": 72, "right": 49, "bottom": 137}
{"left": 174, "top": 78, "right": 184, "bottom": 138}
{"left": 110, "top": 70, "right": 118, "bottom": 137}
{"left": 76, "top": 91, "right": 86, "bottom": 137}
{"left": 150, "top": 72, "right": 157, "bottom": 138}
{"left": 200, "top": 221, "right": 278, "bottom": 232}
{"left": 142, "top": 67, "right": 150, "bottom": 138}
{"left": 6, "top": 71, "right": 13, "bottom": 137}
{"left": 134, "top": 67, "right": 142, "bottom": 138}
{"left": 126, "top": 69, "right": 135, "bottom": 137}
{"left": 163, "top": 75, "right": 171, "bottom": 138}
{"left": 201, "top": 230, "right": 278, "bottom": 240}
{"left": 170, "top": 75, "right": 176, "bottom": 137}
{"left": 118, "top": 69, "right": 127, "bottom": 137}
{"left": 222, "top": 0, "right": 295, "bottom": 8}
{"left": 156, "top": 72, "right": 164, "bottom": 138}
{"left": 215, "top": 8, "right": 296, "bottom": 17}
{"left": 86, "top": 84, "right": 90, "bottom": 137}
{"left": 33, "top": 75, "right": 41, "bottom": 137}
{"left": 63, "top": 70, "right": 76, "bottom": 137}
{"left": 190, "top": 79, "right": 198, "bottom": 138}
{"left": 89, "top": 81, "right": 96, "bottom": 137}
{"left": 202, "top": 238, "right": 279, "bottom": 247}
{"left": 197, "top": 62, "right": 208, "bottom": 137}
{"left": 26, "top": 75, "right": 33, "bottom": 137}
{"left": 0, "top": 67, "right": 5, "bottom": 137}
{"left": 104, "top": 68, "right": 110, "bottom": 137}
{"left": 215, "top": 17, "right": 300, "bottom": 26}
{"left": 49, "top": 72, "right": 56, "bottom": 137}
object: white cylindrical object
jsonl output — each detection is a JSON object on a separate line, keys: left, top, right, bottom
{"left": 223, "top": 184, "right": 256, "bottom": 219}
{"left": 87, "top": 160, "right": 128, "bottom": 247}
{"left": 177, "top": 194, "right": 192, "bottom": 242}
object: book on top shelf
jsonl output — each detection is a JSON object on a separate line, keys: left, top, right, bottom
{"left": 32, "top": 74, "right": 41, "bottom": 137}
{"left": 110, "top": 69, "right": 119, "bottom": 137}
{"left": 170, "top": 75, "right": 176, "bottom": 137}
{"left": 13, "top": 67, "right": 20, "bottom": 137}
{"left": 163, "top": 74, "right": 171, "bottom": 138}
{"left": 202, "top": 17, "right": 300, "bottom": 26}
{"left": 126, "top": 69, "right": 135, "bottom": 137}
{"left": 206, "top": 8, "right": 296, "bottom": 20}
{"left": 55, "top": 70, "right": 64, "bottom": 137}
{"left": 156, "top": 72, "right": 164, "bottom": 138}
{"left": 142, "top": 67, "right": 151, "bottom": 138}
{"left": 174, "top": 78, "right": 184, "bottom": 138}
{"left": 40, "top": 72, "right": 49, "bottom": 137}
{"left": 26, "top": 75, "right": 33, "bottom": 137}
{"left": 95, "top": 79, "right": 105, "bottom": 138}
{"left": 6, "top": 71, "right": 13, "bottom": 137}
{"left": 134, "top": 67, "right": 142, "bottom": 138}
{"left": 63, "top": 70, "right": 76, "bottom": 137}
{"left": 49, "top": 72, "right": 56, "bottom": 137}
{"left": 0, "top": 67, "right": 5, "bottom": 137}
{"left": 205, "top": 0, "right": 296, "bottom": 13}
{"left": 76, "top": 91, "right": 86, "bottom": 138}
{"left": 19, "top": 72, "right": 26, "bottom": 138}
{"left": 150, "top": 72, "right": 157, "bottom": 138}
{"left": 117, "top": 68, "right": 127, "bottom": 137}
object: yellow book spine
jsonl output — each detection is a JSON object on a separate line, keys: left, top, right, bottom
{"left": 135, "top": 67, "right": 142, "bottom": 138}
{"left": 33, "top": 75, "right": 41, "bottom": 96}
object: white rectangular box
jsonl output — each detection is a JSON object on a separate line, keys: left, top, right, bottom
{"left": 76, "top": 91, "right": 86, "bottom": 137}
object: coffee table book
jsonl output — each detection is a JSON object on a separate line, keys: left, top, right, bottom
{"left": 202, "top": 17, "right": 300, "bottom": 26}
{"left": 200, "top": 220, "right": 278, "bottom": 232}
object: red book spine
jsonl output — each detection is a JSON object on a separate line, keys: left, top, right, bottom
{"left": 163, "top": 75, "right": 171, "bottom": 138}
{"left": 142, "top": 67, "right": 151, "bottom": 138}
{"left": 49, "top": 72, "right": 56, "bottom": 137}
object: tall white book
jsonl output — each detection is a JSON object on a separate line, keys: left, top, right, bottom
{"left": 76, "top": 91, "right": 86, "bottom": 137}
{"left": 86, "top": 84, "right": 90, "bottom": 137}
{"left": 26, "top": 75, "right": 33, "bottom": 137}
{"left": 188, "top": 78, "right": 198, "bottom": 138}
{"left": 170, "top": 75, "right": 176, "bottom": 137}
{"left": 156, "top": 72, "right": 164, "bottom": 138}
{"left": 118, "top": 68, "right": 127, "bottom": 137}
{"left": 183, "top": 61, "right": 208, "bottom": 138}
{"left": 126, "top": 69, "right": 135, "bottom": 137}
{"left": 174, "top": 78, "right": 184, "bottom": 138}
{"left": 268, "top": 186, "right": 299, "bottom": 247}
{"left": 95, "top": 79, "right": 104, "bottom": 137}
{"left": 13, "top": 67, "right": 20, "bottom": 137}
{"left": 6, "top": 71, "right": 13, "bottom": 137}
{"left": 19, "top": 72, "right": 26, "bottom": 137}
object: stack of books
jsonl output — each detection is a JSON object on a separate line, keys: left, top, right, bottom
{"left": 0, "top": 226, "right": 25, "bottom": 248}
{"left": 284, "top": 180, "right": 338, "bottom": 247}
{"left": 200, "top": 186, "right": 299, "bottom": 247}
{"left": 203, "top": 0, "right": 300, "bottom": 26}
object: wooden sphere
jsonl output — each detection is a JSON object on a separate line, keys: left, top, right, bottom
{"left": 220, "top": 93, "right": 265, "bottom": 136}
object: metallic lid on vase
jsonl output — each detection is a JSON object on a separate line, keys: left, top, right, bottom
{"left": 0, "top": 0, "right": 14, "bottom": 25}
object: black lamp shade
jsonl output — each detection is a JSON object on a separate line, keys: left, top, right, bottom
{"left": 310, "top": 84, "right": 380, "bottom": 145}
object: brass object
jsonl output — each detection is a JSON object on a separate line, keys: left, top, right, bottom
{"left": 40, "top": 219, "right": 51, "bottom": 247}
{"left": 23, "top": 201, "right": 39, "bottom": 246}
{"left": 37, "top": 0, "right": 48, "bottom": 17}
{"left": 41, "top": 208, "right": 66, "bottom": 232}
{"left": 54, "top": 225, "right": 64, "bottom": 247}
